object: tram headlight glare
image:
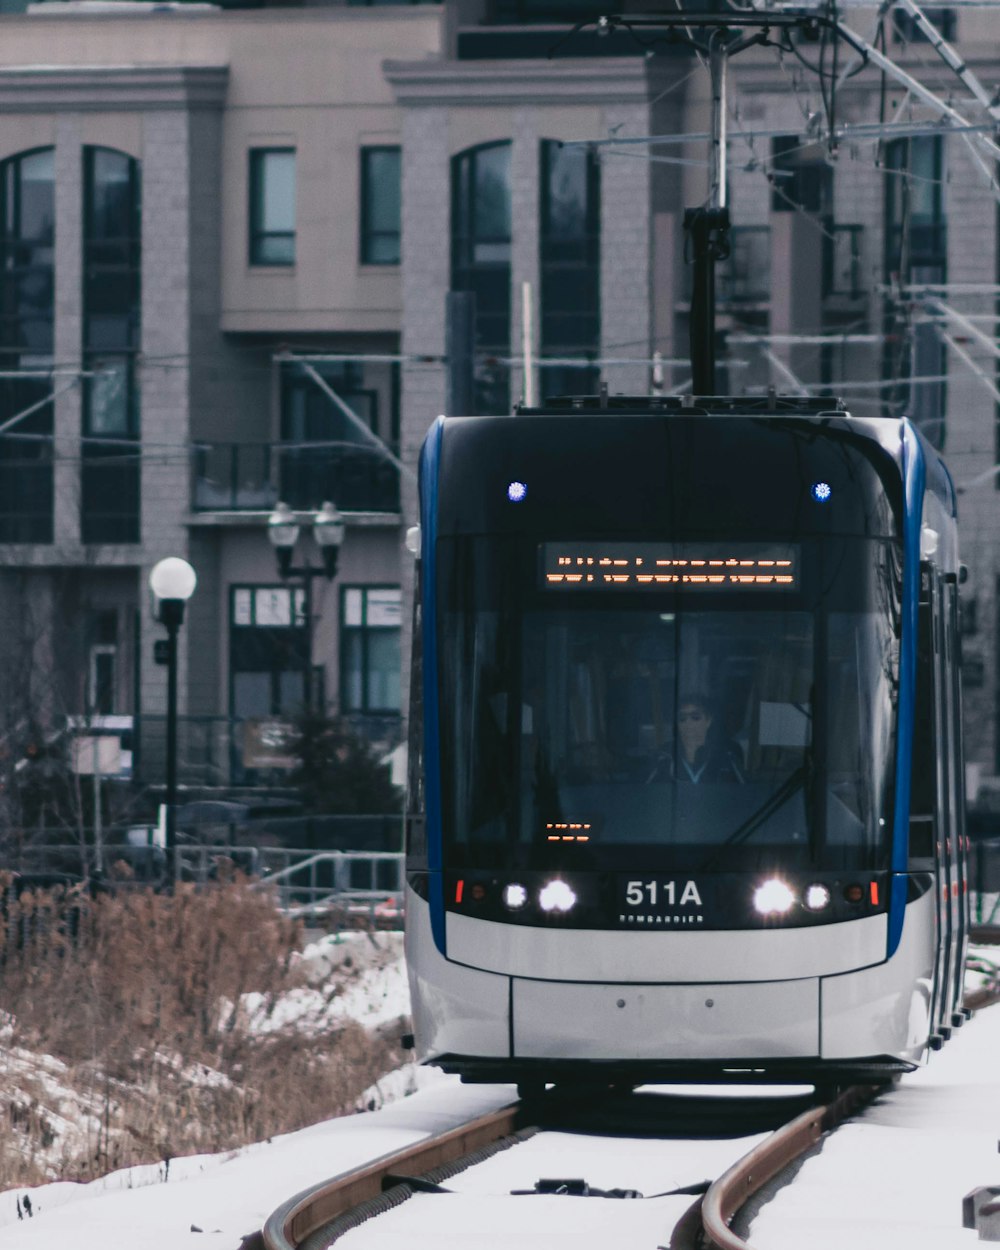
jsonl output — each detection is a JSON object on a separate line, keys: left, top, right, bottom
{"left": 503, "top": 883, "right": 529, "bottom": 911}
{"left": 753, "top": 878, "right": 796, "bottom": 915}
{"left": 804, "top": 883, "right": 831, "bottom": 912}
{"left": 539, "top": 880, "right": 576, "bottom": 913}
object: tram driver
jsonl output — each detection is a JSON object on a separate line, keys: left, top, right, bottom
{"left": 649, "top": 693, "right": 745, "bottom": 784}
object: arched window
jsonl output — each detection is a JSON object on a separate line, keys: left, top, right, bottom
{"left": 540, "top": 139, "right": 600, "bottom": 400}
{"left": 82, "top": 146, "right": 141, "bottom": 543}
{"left": 0, "top": 147, "right": 55, "bottom": 543}
{"left": 883, "top": 136, "right": 946, "bottom": 448}
{"left": 451, "top": 142, "right": 511, "bottom": 415}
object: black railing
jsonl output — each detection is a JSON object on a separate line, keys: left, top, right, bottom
{"left": 192, "top": 442, "right": 400, "bottom": 514}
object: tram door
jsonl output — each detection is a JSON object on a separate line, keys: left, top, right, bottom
{"left": 931, "top": 572, "right": 964, "bottom": 1031}
{"left": 945, "top": 577, "right": 969, "bottom": 1020}
{"left": 914, "top": 568, "right": 950, "bottom": 1041}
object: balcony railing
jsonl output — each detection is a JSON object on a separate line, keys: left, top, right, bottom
{"left": 192, "top": 441, "right": 400, "bottom": 514}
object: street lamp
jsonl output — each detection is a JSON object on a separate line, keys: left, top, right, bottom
{"left": 266, "top": 501, "right": 345, "bottom": 710}
{"left": 149, "top": 556, "right": 197, "bottom": 885}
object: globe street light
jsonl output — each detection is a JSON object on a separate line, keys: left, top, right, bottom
{"left": 266, "top": 501, "right": 345, "bottom": 710}
{"left": 149, "top": 556, "right": 197, "bottom": 884}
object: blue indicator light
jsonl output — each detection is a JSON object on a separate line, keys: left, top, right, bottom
{"left": 811, "top": 481, "right": 832, "bottom": 503}
{"left": 507, "top": 481, "right": 527, "bottom": 503}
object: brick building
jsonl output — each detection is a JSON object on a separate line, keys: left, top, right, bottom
{"left": 0, "top": 1, "right": 996, "bottom": 811}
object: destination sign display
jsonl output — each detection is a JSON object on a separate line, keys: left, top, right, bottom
{"left": 539, "top": 543, "right": 799, "bottom": 591}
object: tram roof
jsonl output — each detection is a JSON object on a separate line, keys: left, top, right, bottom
{"left": 514, "top": 394, "right": 849, "bottom": 418}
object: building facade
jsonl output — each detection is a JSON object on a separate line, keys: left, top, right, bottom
{"left": 0, "top": 1, "right": 997, "bottom": 811}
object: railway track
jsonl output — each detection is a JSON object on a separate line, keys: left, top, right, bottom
{"left": 255, "top": 939, "right": 1000, "bottom": 1250}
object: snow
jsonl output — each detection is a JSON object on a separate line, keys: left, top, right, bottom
{"left": 2, "top": 940, "right": 998, "bottom": 1249}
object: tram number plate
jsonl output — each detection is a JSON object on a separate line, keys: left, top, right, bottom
{"left": 617, "top": 876, "right": 705, "bottom": 926}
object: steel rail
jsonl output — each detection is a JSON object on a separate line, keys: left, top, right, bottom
{"left": 260, "top": 927, "right": 1000, "bottom": 1250}
{"left": 685, "top": 942, "right": 1000, "bottom": 1250}
{"left": 258, "top": 1105, "right": 520, "bottom": 1250}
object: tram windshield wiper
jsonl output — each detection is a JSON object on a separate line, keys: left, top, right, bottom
{"left": 699, "top": 763, "right": 808, "bottom": 871}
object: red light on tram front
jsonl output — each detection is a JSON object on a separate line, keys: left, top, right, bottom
{"left": 869, "top": 881, "right": 879, "bottom": 906}
{"left": 455, "top": 880, "right": 464, "bottom": 904}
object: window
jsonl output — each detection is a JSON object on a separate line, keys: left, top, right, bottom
{"left": 770, "top": 137, "right": 831, "bottom": 215}
{"left": 280, "top": 360, "right": 399, "bottom": 512}
{"left": 82, "top": 147, "right": 141, "bottom": 544}
{"left": 452, "top": 142, "right": 512, "bottom": 415}
{"left": 341, "top": 586, "right": 402, "bottom": 713}
{"left": 230, "top": 585, "right": 313, "bottom": 718}
{"left": 249, "top": 148, "right": 296, "bottom": 266}
{"left": 883, "top": 136, "right": 946, "bottom": 447}
{"left": 892, "top": 7, "right": 955, "bottom": 42}
{"left": 360, "top": 147, "right": 401, "bottom": 264}
{"left": 87, "top": 609, "right": 119, "bottom": 716}
{"left": 540, "top": 140, "right": 600, "bottom": 399}
{"left": 0, "top": 147, "right": 55, "bottom": 543}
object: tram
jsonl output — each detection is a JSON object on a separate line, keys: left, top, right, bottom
{"left": 404, "top": 395, "right": 969, "bottom": 1086}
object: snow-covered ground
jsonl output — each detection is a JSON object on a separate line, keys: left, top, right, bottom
{"left": 2, "top": 940, "right": 998, "bottom": 1249}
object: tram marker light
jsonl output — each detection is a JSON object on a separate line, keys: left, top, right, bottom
{"left": 503, "top": 883, "right": 529, "bottom": 911}
{"left": 870, "top": 881, "right": 880, "bottom": 906}
{"left": 844, "top": 883, "right": 864, "bottom": 904}
{"left": 804, "top": 883, "right": 831, "bottom": 911}
{"left": 753, "top": 879, "right": 796, "bottom": 915}
{"left": 507, "top": 481, "right": 528, "bottom": 503}
{"left": 811, "top": 481, "right": 832, "bottom": 503}
{"left": 455, "top": 880, "right": 464, "bottom": 904}
{"left": 470, "top": 883, "right": 487, "bottom": 902}
{"left": 539, "top": 880, "right": 576, "bottom": 913}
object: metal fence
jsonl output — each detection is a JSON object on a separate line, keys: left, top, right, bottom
{"left": 971, "top": 836, "right": 1000, "bottom": 926}
{"left": 0, "top": 842, "right": 405, "bottom": 927}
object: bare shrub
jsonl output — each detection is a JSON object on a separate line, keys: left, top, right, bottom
{"left": 0, "top": 882, "right": 404, "bottom": 1189}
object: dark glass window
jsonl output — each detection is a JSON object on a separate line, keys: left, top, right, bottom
{"left": 540, "top": 140, "right": 600, "bottom": 399}
{"left": 340, "top": 586, "right": 402, "bottom": 713}
{"left": 0, "top": 147, "right": 55, "bottom": 544}
{"left": 279, "top": 360, "right": 399, "bottom": 512}
{"left": 451, "top": 142, "right": 512, "bottom": 415}
{"left": 883, "top": 136, "right": 946, "bottom": 447}
{"left": 892, "top": 7, "right": 955, "bottom": 42}
{"left": 82, "top": 147, "right": 141, "bottom": 544}
{"left": 360, "top": 146, "right": 401, "bottom": 264}
{"left": 230, "top": 585, "right": 311, "bottom": 718}
{"left": 770, "top": 137, "right": 831, "bottom": 215}
{"left": 249, "top": 149, "right": 295, "bottom": 266}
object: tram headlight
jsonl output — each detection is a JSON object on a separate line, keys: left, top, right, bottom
{"left": 753, "top": 878, "right": 796, "bottom": 916}
{"left": 503, "top": 883, "right": 529, "bottom": 911}
{"left": 804, "top": 883, "right": 832, "bottom": 912}
{"left": 539, "top": 880, "right": 577, "bottom": 913}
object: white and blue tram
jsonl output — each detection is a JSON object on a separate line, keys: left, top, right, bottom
{"left": 404, "top": 396, "right": 969, "bottom": 1085}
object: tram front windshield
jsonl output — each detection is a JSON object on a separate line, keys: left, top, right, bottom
{"left": 438, "top": 536, "right": 900, "bottom": 873}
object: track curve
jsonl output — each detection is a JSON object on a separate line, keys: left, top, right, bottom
{"left": 259, "top": 933, "right": 1000, "bottom": 1250}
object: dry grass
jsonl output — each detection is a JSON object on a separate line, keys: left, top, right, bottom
{"left": 0, "top": 876, "right": 405, "bottom": 1190}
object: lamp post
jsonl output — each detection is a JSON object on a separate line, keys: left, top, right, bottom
{"left": 149, "top": 556, "right": 197, "bottom": 884}
{"left": 266, "top": 501, "right": 345, "bottom": 711}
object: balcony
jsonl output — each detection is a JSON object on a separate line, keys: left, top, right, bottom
{"left": 192, "top": 442, "right": 400, "bottom": 515}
